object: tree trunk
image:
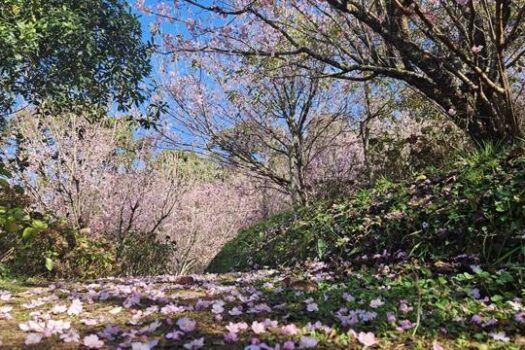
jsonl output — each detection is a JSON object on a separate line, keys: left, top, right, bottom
{"left": 462, "top": 91, "right": 522, "bottom": 146}
{"left": 288, "top": 133, "right": 307, "bottom": 206}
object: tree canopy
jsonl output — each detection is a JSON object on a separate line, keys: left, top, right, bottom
{"left": 148, "top": 0, "right": 525, "bottom": 144}
{"left": 0, "top": 0, "right": 152, "bottom": 118}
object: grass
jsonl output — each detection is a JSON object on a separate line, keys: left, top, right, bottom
{"left": 208, "top": 145, "right": 525, "bottom": 274}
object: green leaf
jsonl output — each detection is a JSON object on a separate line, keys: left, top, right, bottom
{"left": 435, "top": 299, "right": 449, "bottom": 310}
{"left": 22, "top": 227, "right": 36, "bottom": 239}
{"left": 415, "top": 174, "right": 427, "bottom": 181}
{"left": 45, "top": 257, "right": 54, "bottom": 271}
{"left": 491, "top": 294, "right": 503, "bottom": 303}
{"left": 316, "top": 238, "right": 328, "bottom": 259}
{"left": 31, "top": 219, "right": 48, "bottom": 231}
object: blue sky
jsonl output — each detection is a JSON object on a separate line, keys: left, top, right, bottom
{"left": 131, "top": 2, "right": 219, "bottom": 151}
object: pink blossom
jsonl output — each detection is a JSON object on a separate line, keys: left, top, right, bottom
{"left": 280, "top": 324, "right": 300, "bottom": 336}
{"left": 177, "top": 317, "right": 196, "bottom": 332}
{"left": 263, "top": 319, "right": 278, "bottom": 328}
{"left": 161, "top": 304, "right": 185, "bottom": 314}
{"left": 472, "top": 45, "right": 484, "bottom": 54}
{"left": 50, "top": 304, "right": 68, "bottom": 314}
{"left": 25, "top": 333, "right": 43, "bottom": 345}
{"left": 99, "top": 324, "right": 120, "bottom": 340}
{"left": 399, "top": 302, "right": 413, "bottom": 313}
{"left": 251, "top": 303, "right": 272, "bottom": 313}
{"left": 357, "top": 332, "right": 377, "bottom": 347}
{"left": 83, "top": 334, "right": 104, "bottom": 349}
{"left": 109, "top": 306, "right": 123, "bottom": 315}
{"left": 60, "top": 329, "right": 80, "bottom": 343}
{"left": 81, "top": 318, "right": 98, "bottom": 326}
{"left": 306, "top": 302, "right": 318, "bottom": 312}
{"left": 433, "top": 340, "right": 445, "bottom": 350}
{"left": 229, "top": 306, "right": 243, "bottom": 315}
{"left": 224, "top": 331, "right": 238, "bottom": 342}
{"left": 282, "top": 340, "right": 296, "bottom": 350}
{"left": 369, "top": 298, "right": 384, "bottom": 308}
{"left": 470, "top": 315, "right": 482, "bottom": 324}
{"left": 226, "top": 321, "right": 248, "bottom": 334}
{"left": 211, "top": 301, "right": 225, "bottom": 314}
{"left": 299, "top": 336, "right": 318, "bottom": 348}
{"left": 251, "top": 321, "right": 266, "bottom": 334}
{"left": 183, "top": 337, "right": 204, "bottom": 349}
{"left": 67, "top": 299, "right": 83, "bottom": 316}
{"left": 166, "top": 330, "right": 183, "bottom": 340}
{"left": 131, "top": 340, "right": 159, "bottom": 350}
{"left": 0, "top": 306, "right": 12, "bottom": 320}
{"left": 0, "top": 291, "right": 11, "bottom": 301}
{"left": 470, "top": 288, "right": 481, "bottom": 299}
{"left": 386, "top": 312, "right": 396, "bottom": 323}
{"left": 194, "top": 299, "right": 211, "bottom": 311}
{"left": 342, "top": 293, "right": 355, "bottom": 302}
{"left": 124, "top": 294, "right": 141, "bottom": 308}
{"left": 489, "top": 332, "right": 510, "bottom": 342}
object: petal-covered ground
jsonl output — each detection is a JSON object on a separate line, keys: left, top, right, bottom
{"left": 0, "top": 263, "right": 524, "bottom": 349}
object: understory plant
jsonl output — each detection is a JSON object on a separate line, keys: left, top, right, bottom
{"left": 209, "top": 145, "right": 525, "bottom": 275}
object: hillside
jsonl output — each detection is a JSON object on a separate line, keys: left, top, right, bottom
{"left": 208, "top": 146, "right": 525, "bottom": 274}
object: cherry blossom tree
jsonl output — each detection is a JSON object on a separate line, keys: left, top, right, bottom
{"left": 141, "top": 0, "right": 525, "bottom": 144}
{"left": 4, "top": 113, "right": 124, "bottom": 228}
{"left": 1, "top": 111, "right": 285, "bottom": 272}
{"left": 3, "top": 113, "right": 184, "bottom": 240}
{"left": 92, "top": 148, "right": 185, "bottom": 258}
{"left": 165, "top": 175, "right": 286, "bottom": 272}
{"left": 162, "top": 65, "right": 358, "bottom": 204}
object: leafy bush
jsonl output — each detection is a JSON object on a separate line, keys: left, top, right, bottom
{"left": 208, "top": 145, "right": 525, "bottom": 273}
{"left": 0, "top": 186, "right": 116, "bottom": 279}
{"left": 116, "top": 234, "right": 174, "bottom": 276}
{"left": 0, "top": 182, "right": 173, "bottom": 279}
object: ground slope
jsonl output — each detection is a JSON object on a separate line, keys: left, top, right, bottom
{"left": 208, "top": 147, "right": 525, "bottom": 273}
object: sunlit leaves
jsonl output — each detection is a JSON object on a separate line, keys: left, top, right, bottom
{"left": 0, "top": 0, "right": 152, "bottom": 116}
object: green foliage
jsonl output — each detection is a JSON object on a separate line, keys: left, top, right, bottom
{"left": 0, "top": 182, "right": 117, "bottom": 279}
{"left": 208, "top": 146, "right": 525, "bottom": 273}
{"left": 117, "top": 234, "right": 174, "bottom": 276}
{"left": 0, "top": 205, "right": 176, "bottom": 279}
{"left": 368, "top": 117, "right": 469, "bottom": 182}
{"left": 58, "top": 234, "right": 116, "bottom": 279}
{"left": 0, "top": 0, "right": 152, "bottom": 115}
{"left": 174, "top": 150, "right": 223, "bottom": 182}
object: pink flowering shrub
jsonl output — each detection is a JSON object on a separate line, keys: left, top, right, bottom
{"left": 2, "top": 112, "right": 284, "bottom": 275}
{"left": 162, "top": 175, "right": 286, "bottom": 273}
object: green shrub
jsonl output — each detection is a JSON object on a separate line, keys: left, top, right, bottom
{"left": 116, "top": 234, "right": 174, "bottom": 276}
{"left": 0, "top": 180, "right": 180, "bottom": 279}
{"left": 0, "top": 213, "right": 116, "bottom": 279}
{"left": 58, "top": 235, "right": 116, "bottom": 279}
{"left": 0, "top": 182, "right": 115, "bottom": 279}
{"left": 208, "top": 145, "right": 525, "bottom": 273}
